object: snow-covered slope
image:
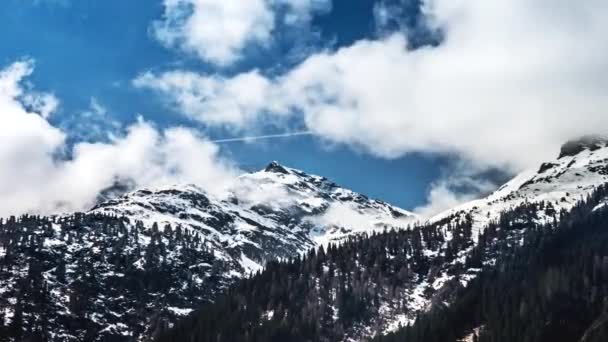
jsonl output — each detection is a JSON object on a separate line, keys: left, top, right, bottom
{"left": 378, "top": 137, "right": 608, "bottom": 334}
{"left": 0, "top": 163, "right": 417, "bottom": 341}
{"left": 87, "top": 139, "right": 608, "bottom": 338}
{"left": 2, "top": 139, "right": 607, "bottom": 342}
{"left": 430, "top": 136, "right": 608, "bottom": 236}
{"left": 91, "top": 162, "right": 416, "bottom": 275}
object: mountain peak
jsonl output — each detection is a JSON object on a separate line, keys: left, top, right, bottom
{"left": 264, "top": 161, "right": 290, "bottom": 174}
{"left": 558, "top": 135, "right": 608, "bottom": 159}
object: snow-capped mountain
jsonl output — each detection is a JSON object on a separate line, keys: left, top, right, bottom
{"left": 91, "top": 161, "right": 417, "bottom": 275}
{"left": 150, "top": 138, "right": 608, "bottom": 342}
{"left": 379, "top": 136, "right": 608, "bottom": 333}
{"left": 429, "top": 136, "right": 608, "bottom": 237}
{"left": 90, "top": 137, "right": 608, "bottom": 339}
{"left": 0, "top": 163, "right": 416, "bottom": 342}
{"left": 1, "top": 138, "right": 607, "bottom": 342}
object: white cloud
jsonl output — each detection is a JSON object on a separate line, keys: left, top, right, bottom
{"left": 140, "top": 0, "right": 608, "bottom": 172}
{"left": 21, "top": 92, "right": 60, "bottom": 119}
{"left": 152, "top": 0, "right": 331, "bottom": 66}
{"left": 311, "top": 202, "right": 373, "bottom": 231}
{"left": 0, "top": 59, "right": 60, "bottom": 120}
{"left": 277, "top": 0, "right": 332, "bottom": 25}
{"left": 0, "top": 60, "right": 237, "bottom": 217}
{"left": 133, "top": 70, "right": 285, "bottom": 129}
{"left": 413, "top": 183, "right": 471, "bottom": 218}
{"left": 414, "top": 161, "right": 498, "bottom": 217}
{"left": 309, "top": 202, "right": 415, "bottom": 232}
{"left": 61, "top": 97, "right": 122, "bottom": 142}
{"left": 88, "top": 97, "right": 107, "bottom": 116}
{"left": 153, "top": 0, "right": 274, "bottom": 66}
{"left": 230, "top": 177, "right": 296, "bottom": 208}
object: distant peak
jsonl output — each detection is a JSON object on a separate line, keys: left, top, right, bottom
{"left": 264, "top": 161, "right": 290, "bottom": 174}
{"left": 558, "top": 135, "right": 608, "bottom": 159}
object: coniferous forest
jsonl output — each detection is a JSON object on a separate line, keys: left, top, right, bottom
{"left": 0, "top": 213, "right": 229, "bottom": 341}
{"left": 2, "top": 0, "right": 608, "bottom": 341}
{"left": 155, "top": 186, "right": 608, "bottom": 342}
{"left": 0, "top": 184, "right": 606, "bottom": 342}
{"left": 377, "top": 186, "right": 608, "bottom": 342}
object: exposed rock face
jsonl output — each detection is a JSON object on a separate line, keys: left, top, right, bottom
{"left": 558, "top": 135, "right": 608, "bottom": 159}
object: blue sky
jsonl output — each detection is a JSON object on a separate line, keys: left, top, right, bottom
{"left": 0, "top": 0, "right": 605, "bottom": 216}
{"left": 0, "top": 0, "right": 449, "bottom": 210}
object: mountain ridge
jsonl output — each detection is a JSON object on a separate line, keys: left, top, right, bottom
{"left": 0, "top": 140, "right": 607, "bottom": 341}
{"left": 154, "top": 179, "right": 608, "bottom": 342}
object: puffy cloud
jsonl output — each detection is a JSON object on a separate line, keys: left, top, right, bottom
{"left": 309, "top": 202, "right": 415, "bottom": 233}
{"left": 310, "top": 202, "right": 374, "bottom": 231}
{"left": 152, "top": 0, "right": 330, "bottom": 66}
{"left": 140, "top": 0, "right": 608, "bottom": 172}
{"left": 277, "top": 0, "right": 332, "bottom": 25}
{"left": 153, "top": 0, "right": 274, "bottom": 66}
{"left": 55, "top": 121, "right": 237, "bottom": 209}
{"left": 413, "top": 161, "right": 499, "bottom": 217}
{"left": 133, "top": 70, "right": 285, "bottom": 129}
{"left": 60, "top": 97, "right": 122, "bottom": 142}
{"left": 0, "top": 60, "right": 236, "bottom": 217}
{"left": 21, "top": 92, "right": 60, "bottom": 119}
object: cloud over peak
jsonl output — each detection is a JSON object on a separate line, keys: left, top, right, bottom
{"left": 141, "top": 0, "right": 608, "bottom": 171}
{"left": 0, "top": 60, "right": 237, "bottom": 217}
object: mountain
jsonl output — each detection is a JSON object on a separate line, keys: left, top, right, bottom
{"left": 378, "top": 186, "right": 608, "bottom": 342}
{"left": 0, "top": 139, "right": 606, "bottom": 342}
{"left": 156, "top": 184, "right": 608, "bottom": 342}
{"left": 0, "top": 163, "right": 415, "bottom": 342}
{"left": 378, "top": 136, "right": 608, "bottom": 332}
{"left": 91, "top": 161, "right": 416, "bottom": 277}
{"left": 429, "top": 136, "right": 608, "bottom": 237}
{"left": 154, "top": 138, "right": 608, "bottom": 342}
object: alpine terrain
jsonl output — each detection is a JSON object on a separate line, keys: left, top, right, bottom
{"left": 155, "top": 137, "right": 608, "bottom": 342}
{"left": 0, "top": 162, "right": 415, "bottom": 341}
{"left": 0, "top": 138, "right": 606, "bottom": 342}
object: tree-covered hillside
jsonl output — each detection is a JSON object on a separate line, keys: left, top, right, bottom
{"left": 377, "top": 186, "right": 608, "bottom": 342}
{"left": 0, "top": 213, "right": 230, "bottom": 341}
{"left": 156, "top": 185, "right": 608, "bottom": 342}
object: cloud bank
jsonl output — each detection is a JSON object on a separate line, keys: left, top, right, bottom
{"left": 133, "top": 70, "right": 283, "bottom": 129}
{"left": 413, "top": 160, "right": 499, "bottom": 217}
{"left": 140, "top": 0, "right": 608, "bottom": 173}
{"left": 153, "top": 0, "right": 331, "bottom": 66}
{"left": 0, "top": 60, "right": 236, "bottom": 217}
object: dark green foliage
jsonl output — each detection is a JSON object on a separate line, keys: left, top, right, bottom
{"left": 1, "top": 184, "right": 607, "bottom": 342}
{"left": 155, "top": 219, "right": 477, "bottom": 342}
{"left": 377, "top": 185, "right": 608, "bottom": 342}
{"left": 156, "top": 188, "right": 608, "bottom": 342}
{"left": 157, "top": 186, "right": 608, "bottom": 342}
{"left": 0, "top": 213, "right": 223, "bottom": 341}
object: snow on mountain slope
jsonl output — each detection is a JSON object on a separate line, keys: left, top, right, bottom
{"left": 377, "top": 137, "right": 608, "bottom": 334}
{"left": 87, "top": 139, "right": 608, "bottom": 339}
{"left": 430, "top": 136, "right": 608, "bottom": 238}
{"left": 235, "top": 162, "right": 416, "bottom": 245}
{"left": 91, "top": 162, "right": 417, "bottom": 275}
{"left": 2, "top": 139, "right": 607, "bottom": 341}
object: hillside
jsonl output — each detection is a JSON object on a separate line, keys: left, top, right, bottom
{"left": 154, "top": 139, "right": 608, "bottom": 341}
{"left": 0, "top": 163, "right": 415, "bottom": 341}
{"left": 378, "top": 186, "right": 608, "bottom": 342}
{"left": 0, "top": 140, "right": 606, "bottom": 341}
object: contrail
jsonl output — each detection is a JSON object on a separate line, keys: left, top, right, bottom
{"left": 211, "top": 131, "right": 314, "bottom": 143}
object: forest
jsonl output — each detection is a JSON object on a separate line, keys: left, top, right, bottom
{"left": 156, "top": 185, "right": 608, "bottom": 342}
